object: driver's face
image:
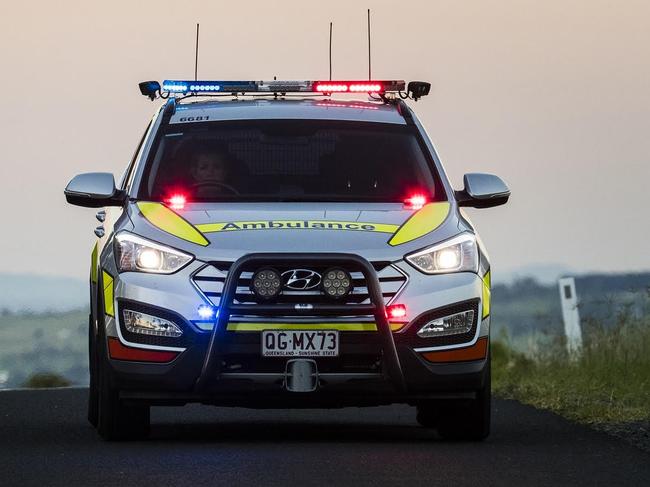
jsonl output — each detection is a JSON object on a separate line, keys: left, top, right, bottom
{"left": 191, "top": 154, "right": 227, "bottom": 182}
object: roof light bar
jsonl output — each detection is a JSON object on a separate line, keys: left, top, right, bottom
{"left": 160, "top": 79, "right": 405, "bottom": 95}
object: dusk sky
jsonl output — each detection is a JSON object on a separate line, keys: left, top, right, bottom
{"left": 0, "top": 0, "right": 648, "bottom": 280}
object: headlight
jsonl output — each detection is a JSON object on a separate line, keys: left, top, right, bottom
{"left": 405, "top": 233, "right": 478, "bottom": 275}
{"left": 115, "top": 233, "right": 193, "bottom": 274}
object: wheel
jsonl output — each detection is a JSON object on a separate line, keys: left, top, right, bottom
{"left": 95, "top": 291, "right": 150, "bottom": 441}
{"left": 97, "top": 354, "right": 150, "bottom": 441}
{"left": 436, "top": 355, "right": 491, "bottom": 441}
{"left": 87, "top": 313, "right": 99, "bottom": 427}
{"left": 96, "top": 336, "right": 151, "bottom": 440}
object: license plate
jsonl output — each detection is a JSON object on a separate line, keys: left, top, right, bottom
{"left": 261, "top": 330, "right": 339, "bottom": 357}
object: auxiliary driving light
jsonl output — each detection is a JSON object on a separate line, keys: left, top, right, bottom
{"left": 322, "top": 268, "right": 352, "bottom": 299}
{"left": 417, "top": 310, "right": 475, "bottom": 338}
{"left": 123, "top": 310, "right": 183, "bottom": 338}
{"left": 251, "top": 268, "right": 282, "bottom": 300}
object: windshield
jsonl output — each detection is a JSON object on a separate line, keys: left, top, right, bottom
{"left": 139, "top": 119, "right": 445, "bottom": 203}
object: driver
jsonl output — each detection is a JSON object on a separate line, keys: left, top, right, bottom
{"left": 189, "top": 143, "right": 238, "bottom": 197}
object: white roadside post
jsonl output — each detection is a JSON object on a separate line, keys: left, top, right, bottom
{"left": 558, "top": 277, "right": 583, "bottom": 357}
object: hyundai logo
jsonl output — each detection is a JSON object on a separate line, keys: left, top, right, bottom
{"left": 281, "top": 269, "right": 322, "bottom": 290}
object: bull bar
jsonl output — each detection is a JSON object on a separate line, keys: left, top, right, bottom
{"left": 194, "top": 253, "right": 407, "bottom": 393}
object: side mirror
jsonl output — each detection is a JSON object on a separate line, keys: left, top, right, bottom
{"left": 456, "top": 173, "right": 510, "bottom": 208}
{"left": 64, "top": 172, "right": 125, "bottom": 208}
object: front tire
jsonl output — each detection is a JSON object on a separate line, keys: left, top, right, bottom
{"left": 87, "top": 313, "right": 99, "bottom": 427}
{"left": 417, "top": 355, "right": 491, "bottom": 441}
{"left": 95, "top": 291, "right": 150, "bottom": 441}
{"left": 96, "top": 352, "right": 150, "bottom": 441}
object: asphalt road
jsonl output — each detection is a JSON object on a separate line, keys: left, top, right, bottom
{"left": 1, "top": 388, "right": 649, "bottom": 486}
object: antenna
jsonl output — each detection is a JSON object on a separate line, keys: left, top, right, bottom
{"left": 329, "top": 22, "right": 333, "bottom": 80}
{"left": 367, "top": 9, "right": 372, "bottom": 80}
{"left": 194, "top": 23, "right": 200, "bottom": 81}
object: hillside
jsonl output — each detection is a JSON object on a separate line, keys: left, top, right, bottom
{"left": 491, "top": 272, "right": 650, "bottom": 342}
{"left": 0, "top": 274, "right": 86, "bottom": 312}
{"left": 0, "top": 309, "right": 87, "bottom": 388}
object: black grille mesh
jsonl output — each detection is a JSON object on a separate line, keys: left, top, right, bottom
{"left": 191, "top": 261, "right": 406, "bottom": 311}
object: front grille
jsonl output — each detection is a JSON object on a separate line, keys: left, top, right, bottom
{"left": 191, "top": 261, "right": 407, "bottom": 312}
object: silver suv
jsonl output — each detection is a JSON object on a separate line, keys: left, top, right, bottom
{"left": 65, "top": 79, "right": 510, "bottom": 441}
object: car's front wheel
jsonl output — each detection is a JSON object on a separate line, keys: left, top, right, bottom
{"left": 417, "top": 355, "right": 491, "bottom": 441}
{"left": 96, "top": 352, "right": 150, "bottom": 441}
{"left": 95, "top": 293, "right": 150, "bottom": 441}
{"left": 87, "top": 313, "right": 99, "bottom": 427}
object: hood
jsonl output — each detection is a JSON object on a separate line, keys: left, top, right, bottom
{"left": 128, "top": 201, "right": 459, "bottom": 262}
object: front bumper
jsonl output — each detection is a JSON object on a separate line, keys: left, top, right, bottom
{"left": 102, "top": 253, "right": 489, "bottom": 406}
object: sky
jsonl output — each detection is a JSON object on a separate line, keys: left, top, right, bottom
{"left": 0, "top": 0, "right": 648, "bottom": 280}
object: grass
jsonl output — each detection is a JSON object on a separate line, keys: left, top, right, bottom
{"left": 492, "top": 305, "right": 650, "bottom": 424}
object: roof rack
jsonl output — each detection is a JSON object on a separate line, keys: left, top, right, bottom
{"left": 139, "top": 79, "right": 430, "bottom": 101}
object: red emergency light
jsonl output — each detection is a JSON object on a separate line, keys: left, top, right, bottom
{"left": 404, "top": 193, "right": 428, "bottom": 210}
{"left": 165, "top": 194, "right": 187, "bottom": 211}
{"left": 314, "top": 81, "right": 384, "bottom": 93}
{"left": 386, "top": 304, "right": 407, "bottom": 320}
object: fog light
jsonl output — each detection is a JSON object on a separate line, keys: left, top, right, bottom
{"left": 322, "top": 268, "right": 352, "bottom": 299}
{"left": 417, "top": 310, "right": 474, "bottom": 338}
{"left": 251, "top": 268, "right": 282, "bottom": 300}
{"left": 123, "top": 310, "right": 183, "bottom": 337}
